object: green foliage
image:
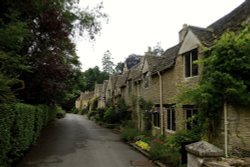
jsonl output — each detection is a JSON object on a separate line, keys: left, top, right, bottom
{"left": 103, "top": 99, "right": 130, "bottom": 124}
{"left": 102, "top": 50, "right": 115, "bottom": 74}
{"left": 0, "top": 103, "right": 57, "bottom": 166}
{"left": 138, "top": 97, "right": 153, "bottom": 131}
{"left": 121, "top": 127, "right": 141, "bottom": 142}
{"left": 89, "top": 97, "right": 98, "bottom": 111}
{"left": 0, "top": 74, "right": 16, "bottom": 102}
{"left": 138, "top": 97, "right": 153, "bottom": 111}
{"left": 179, "top": 25, "right": 250, "bottom": 139}
{"left": 202, "top": 26, "right": 250, "bottom": 105}
{"left": 87, "top": 110, "right": 99, "bottom": 120}
{"left": 149, "top": 138, "right": 167, "bottom": 160}
{"left": 55, "top": 106, "right": 66, "bottom": 119}
{"left": 0, "top": 103, "right": 15, "bottom": 166}
{"left": 81, "top": 66, "right": 109, "bottom": 91}
{"left": 0, "top": 0, "right": 107, "bottom": 105}
{"left": 69, "top": 107, "right": 79, "bottom": 114}
{"left": 94, "top": 108, "right": 106, "bottom": 122}
{"left": 103, "top": 107, "right": 116, "bottom": 123}
{"left": 114, "top": 62, "right": 124, "bottom": 74}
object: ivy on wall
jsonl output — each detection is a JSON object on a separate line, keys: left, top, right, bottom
{"left": 179, "top": 25, "right": 250, "bottom": 139}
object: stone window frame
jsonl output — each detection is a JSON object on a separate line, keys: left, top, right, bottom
{"left": 152, "top": 107, "right": 160, "bottom": 127}
{"left": 183, "top": 105, "right": 198, "bottom": 130}
{"left": 166, "top": 105, "right": 176, "bottom": 131}
{"left": 183, "top": 48, "right": 198, "bottom": 78}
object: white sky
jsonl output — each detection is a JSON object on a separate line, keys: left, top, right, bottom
{"left": 76, "top": 0, "right": 245, "bottom": 71}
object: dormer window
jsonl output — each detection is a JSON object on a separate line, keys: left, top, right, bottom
{"left": 184, "top": 49, "right": 198, "bottom": 78}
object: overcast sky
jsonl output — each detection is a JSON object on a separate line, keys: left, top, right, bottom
{"left": 76, "top": 0, "right": 245, "bottom": 71}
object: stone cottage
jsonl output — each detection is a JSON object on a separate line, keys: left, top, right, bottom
{"left": 91, "top": 0, "right": 250, "bottom": 154}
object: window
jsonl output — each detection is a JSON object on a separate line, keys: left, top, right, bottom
{"left": 166, "top": 107, "right": 176, "bottom": 131}
{"left": 184, "top": 49, "right": 198, "bottom": 77}
{"left": 153, "top": 107, "right": 160, "bottom": 127}
{"left": 184, "top": 105, "right": 198, "bottom": 130}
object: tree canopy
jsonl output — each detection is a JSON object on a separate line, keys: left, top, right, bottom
{"left": 0, "top": 0, "right": 106, "bottom": 105}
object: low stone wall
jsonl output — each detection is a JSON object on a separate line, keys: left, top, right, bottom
{"left": 203, "top": 157, "right": 250, "bottom": 167}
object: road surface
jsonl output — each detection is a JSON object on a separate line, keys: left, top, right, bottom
{"left": 16, "top": 114, "right": 155, "bottom": 167}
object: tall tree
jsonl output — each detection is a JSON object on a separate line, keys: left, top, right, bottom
{"left": 125, "top": 54, "right": 141, "bottom": 69}
{"left": 115, "top": 62, "right": 124, "bottom": 74}
{"left": 102, "top": 50, "right": 114, "bottom": 74}
{"left": 82, "top": 66, "right": 109, "bottom": 91}
{"left": 0, "top": 0, "right": 107, "bottom": 105}
{"left": 152, "top": 42, "right": 164, "bottom": 56}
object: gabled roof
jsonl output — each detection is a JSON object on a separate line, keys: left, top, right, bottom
{"left": 144, "top": 55, "right": 166, "bottom": 75}
{"left": 118, "top": 71, "right": 129, "bottom": 87}
{"left": 179, "top": 1, "right": 250, "bottom": 49}
{"left": 159, "top": 44, "right": 181, "bottom": 71}
{"left": 207, "top": 0, "right": 250, "bottom": 38}
{"left": 188, "top": 26, "right": 215, "bottom": 47}
{"left": 128, "top": 62, "right": 143, "bottom": 81}
{"left": 77, "top": 91, "right": 94, "bottom": 101}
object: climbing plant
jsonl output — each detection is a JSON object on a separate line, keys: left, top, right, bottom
{"left": 179, "top": 25, "right": 250, "bottom": 139}
{"left": 138, "top": 97, "right": 153, "bottom": 131}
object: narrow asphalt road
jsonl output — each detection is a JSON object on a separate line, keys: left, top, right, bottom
{"left": 16, "top": 114, "right": 155, "bottom": 167}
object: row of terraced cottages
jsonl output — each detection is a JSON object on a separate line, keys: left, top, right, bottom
{"left": 77, "top": 0, "right": 250, "bottom": 153}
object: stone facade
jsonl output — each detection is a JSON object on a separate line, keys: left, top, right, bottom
{"left": 89, "top": 0, "right": 250, "bottom": 154}
{"left": 75, "top": 91, "right": 94, "bottom": 111}
{"left": 217, "top": 105, "right": 250, "bottom": 152}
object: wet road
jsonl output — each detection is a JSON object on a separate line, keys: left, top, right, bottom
{"left": 16, "top": 114, "right": 155, "bottom": 167}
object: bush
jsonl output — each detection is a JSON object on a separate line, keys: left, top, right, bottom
{"left": 55, "top": 106, "right": 66, "bottom": 119}
{"left": 87, "top": 110, "right": 98, "bottom": 120}
{"left": 0, "top": 103, "right": 15, "bottom": 166}
{"left": 149, "top": 138, "right": 167, "bottom": 160}
{"left": 68, "top": 107, "right": 80, "bottom": 114}
{"left": 121, "top": 127, "right": 141, "bottom": 142}
{"left": 0, "top": 103, "right": 57, "bottom": 167}
{"left": 163, "top": 130, "right": 200, "bottom": 166}
{"left": 104, "top": 107, "right": 116, "bottom": 123}
{"left": 103, "top": 99, "right": 131, "bottom": 124}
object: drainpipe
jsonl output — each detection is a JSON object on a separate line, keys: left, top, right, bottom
{"left": 224, "top": 100, "right": 228, "bottom": 157}
{"left": 136, "top": 81, "right": 141, "bottom": 130}
{"left": 157, "top": 71, "right": 164, "bottom": 135}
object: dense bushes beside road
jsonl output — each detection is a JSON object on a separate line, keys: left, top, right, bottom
{"left": 0, "top": 103, "right": 57, "bottom": 167}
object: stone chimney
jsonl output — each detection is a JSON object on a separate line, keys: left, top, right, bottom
{"left": 145, "top": 46, "right": 153, "bottom": 56}
{"left": 179, "top": 24, "right": 188, "bottom": 42}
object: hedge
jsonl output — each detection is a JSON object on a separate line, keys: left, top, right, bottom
{"left": 0, "top": 103, "right": 57, "bottom": 167}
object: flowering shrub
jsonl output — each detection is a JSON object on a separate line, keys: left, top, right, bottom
{"left": 135, "top": 140, "right": 150, "bottom": 151}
